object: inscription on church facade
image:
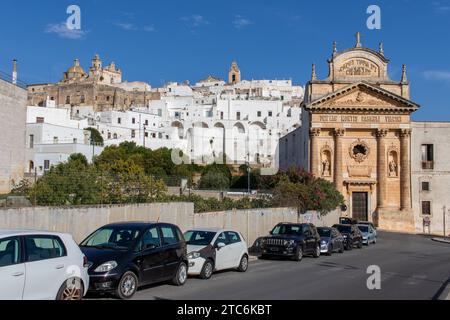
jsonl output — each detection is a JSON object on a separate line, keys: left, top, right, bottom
{"left": 337, "top": 58, "right": 379, "bottom": 77}
{"left": 317, "top": 115, "right": 403, "bottom": 124}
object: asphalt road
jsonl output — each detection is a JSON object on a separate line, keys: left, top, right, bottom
{"left": 93, "top": 232, "right": 450, "bottom": 300}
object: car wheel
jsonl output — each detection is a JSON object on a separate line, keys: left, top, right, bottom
{"left": 313, "top": 244, "right": 321, "bottom": 258}
{"left": 56, "top": 278, "right": 83, "bottom": 300}
{"left": 237, "top": 255, "right": 249, "bottom": 272}
{"left": 292, "top": 246, "right": 303, "bottom": 262}
{"left": 358, "top": 241, "right": 363, "bottom": 249}
{"left": 339, "top": 243, "right": 344, "bottom": 253}
{"left": 172, "top": 262, "right": 188, "bottom": 286}
{"left": 200, "top": 259, "right": 214, "bottom": 280}
{"left": 346, "top": 241, "right": 353, "bottom": 251}
{"left": 116, "top": 271, "right": 138, "bottom": 300}
{"left": 327, "top": 244, "right": 333, "bottom": 256}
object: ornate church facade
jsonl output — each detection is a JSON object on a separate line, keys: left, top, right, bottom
{"left": 287, "top": 34, "right": 420, "bottom": 231}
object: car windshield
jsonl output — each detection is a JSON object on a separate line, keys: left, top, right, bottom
{"left": 318, "top": 229, "right": 331, "bottom": 237}
{"left": 184, "top": 230, "right": 217, "bottom": 246}
{"left": 335, "top": 225, "right": 351, "bottom": 233}
{"left": 271, "top": 225, "right": 302, "bottom": 236}
{"left": 358, "top": 226, "right": 369, "bottom": 232}
{"left": 80, "top": 226, "right": 141, "bottom": 250}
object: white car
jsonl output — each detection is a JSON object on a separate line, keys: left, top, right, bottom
{"left": 184, "top": 228, "right": 249, "bottom": 279}
{"left": 0, "top": 230, "right": 89, "bottom": 300}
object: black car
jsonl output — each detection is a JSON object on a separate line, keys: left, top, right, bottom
{"left": 317, "top": 227, "right": 345, "bottom": 255}
{"left": 80, "top": 222, "right": 188, "bottom": 299}
{"left": 259, "top": 223, "right": 321, "bottom": 261}
{"left": 339, "top": 217, "right": 359, "bottom": 225}
{"left": 332, "top": 224, "right": 364, "bottom": 250}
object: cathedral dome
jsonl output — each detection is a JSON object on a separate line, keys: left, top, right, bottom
{"left": 66, "top": 59, "right": 86, "bottom": 76}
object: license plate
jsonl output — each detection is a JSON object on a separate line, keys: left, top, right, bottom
{"left": 270, "top": 247, "right": 279, "bottom": 252}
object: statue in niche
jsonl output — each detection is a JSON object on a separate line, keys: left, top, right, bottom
{"left": 389, "top": 158, "right": 398, "bottom": 177}
{"left": 322, "top": 157, "right": 331, "bottom": 176}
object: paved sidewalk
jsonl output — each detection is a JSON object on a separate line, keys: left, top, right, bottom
{"left": 432, "top": 237, "right": 450, "bottom": 244}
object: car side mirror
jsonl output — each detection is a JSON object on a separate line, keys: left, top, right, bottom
{"left": 269, "top": 231, "right": 273, "bottom": 235}
{"left": 216, "top": 242, "right": 226, "bottom": 250}
{"left": 144, "top": 243, "right": 157, "bottom": 251}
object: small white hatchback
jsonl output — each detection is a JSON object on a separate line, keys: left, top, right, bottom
{"left": 0, "top": 230, "right": 89, "bottom": 300}
{"left": 184, "top": 228, "right": 249, "bottom": 280}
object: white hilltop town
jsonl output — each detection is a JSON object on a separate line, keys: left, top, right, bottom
{"left": 1, "top": 33, "right": 450, "bottom": 236}
{"left": 25, "top": 57, "right": 304, "bottom": 175}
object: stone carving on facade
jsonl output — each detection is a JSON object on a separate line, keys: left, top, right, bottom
{"left": 328, "top": 90, "right": 390, "bottom": 108}
{"left": 309, "top": 128, "right": 321, "bottom": 137}
{"left": 321, "top": 145, "right": 332, "bottom": 177}
{"left": 349, "top": 139, "right": 370, "bottom": 163}
{"left": 387, "top": 145, "right": 399, "bottom": 178}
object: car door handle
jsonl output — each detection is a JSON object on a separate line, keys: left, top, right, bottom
{"left": 55, "top": 265, "right": 65, "bottom": 270}
{"left": 12, "top": 272, "right": 24, "bottom": 277}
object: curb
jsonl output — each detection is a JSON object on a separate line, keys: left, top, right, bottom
{"left": 436, "top": 281, "right": 450, "bottom": 301}
{"left": 432, "top": 238, "right": 450, "bottom": 244}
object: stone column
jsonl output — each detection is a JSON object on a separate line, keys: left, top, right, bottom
{"left": 376, "top": 129, "right": 388, "bottom": 209}
{"left": 309, "top": 128, "right": 321, "bottom": 176}
{"left": 334, "top": 129, "right": 345, "bottom": 192}
{"left": 400, "top": 129, "right": 412, "bottom": 211}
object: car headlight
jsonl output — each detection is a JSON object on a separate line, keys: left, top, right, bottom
{"left": 188, "top": 252, "right": 201, "bottom": 259}
{"left": 94, "top": 261, "right": 118, "bottom": 273}
{"left": 284, "top": 240, "right": 295, "bottom": 247}
{"left": 321, "top": 240, "right": 327, "bottom": 245}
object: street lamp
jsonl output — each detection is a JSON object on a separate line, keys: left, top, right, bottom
{"left": 143, "top": 124, "right": 147, "bottom": 148}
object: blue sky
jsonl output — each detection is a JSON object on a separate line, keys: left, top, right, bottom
{"left": 0, "top": 0, "right": 449, "bottom": 120}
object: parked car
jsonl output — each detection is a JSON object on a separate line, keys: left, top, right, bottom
{"left": 332, "top": 224, "right": 364, "bottom": 250}
{"left": 183, "top": 228, "right": 249, "bottom": 280}
{"left": 339, "top": 217, "right": 359, "bottom": 225}
{"left": 80, "top": 222, "right": 188, "bottom": 300}
{"left": 317, "top": 227, "right": 345, "bottom": 255}
{"left": 259, "top": 223, "right": 321, "bottom": 261}
{"left": 0, "top": 230, "right": 89, "bottom": 300}
{"left": 358, "top": 221, "right": 378, "bottom": 238}
{"left": 357, "top": 224, "right": 377, "bottom": 245}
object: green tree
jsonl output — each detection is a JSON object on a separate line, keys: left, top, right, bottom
{"left": 199, "top": 171, "right": 230, "bottom": 190}
{"left": 85, "top": 127, "right": 104, "bottom": 145}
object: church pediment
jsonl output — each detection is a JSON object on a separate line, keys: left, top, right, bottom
{"left": 306, "top": 82, "right": 419, "bottom": 112}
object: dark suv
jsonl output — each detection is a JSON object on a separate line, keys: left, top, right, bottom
{"left": 332, "top": 224, "right": 364, "bottom": 250}
{"left": 80, "top": 222, "right": 188, "bottom": 299}
{"left": 259, "top": 223, "right": 321, "bottom": 261}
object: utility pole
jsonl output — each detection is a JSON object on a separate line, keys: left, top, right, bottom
{"left": 91, "top": 137, "right": 95, "bottom": 163}
{"left": 143, "top": 124, "right": 147, "bottom": 148}
{"left": 445, "top": 207, "right": 448, "bottom": 240}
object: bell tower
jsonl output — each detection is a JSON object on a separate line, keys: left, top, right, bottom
{"left": 228, "top": 61, "right": 241, "bottom": 85}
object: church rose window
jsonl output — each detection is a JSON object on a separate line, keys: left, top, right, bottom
{"left": 349, "top": 140, "right": 370, "bottom": 163}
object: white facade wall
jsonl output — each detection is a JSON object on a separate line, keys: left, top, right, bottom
{"left": 25, "top": 106, "right": 103, "bottom": 175}
{"left": 411, "top": 121, "right": 450, "bottom": 236}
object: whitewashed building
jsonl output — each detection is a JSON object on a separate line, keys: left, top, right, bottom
{"left": 25, "top": 99, "right": 103, "bottom": 176}
{"left": 411, "top": 121, "right": 450, "bottom": 236}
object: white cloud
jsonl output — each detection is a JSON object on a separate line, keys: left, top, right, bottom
{"left": 45, "top": 22, "right": 87, "bottom": 40}
{"left": 233, "top": 15, "right": 253, "bottom": 29}
{"left": 423, "top": 70, "right": 450, "bottom": 81}
{"left": 181, "top": 15, "right": 210, "bottom": 28}
{"left": 115, "top": 22, "right": 139, "bottom": 31}
{"left": 143, "top": 25, "right": 156, "bottom": 32}
{"left": 433, "top": 1, "right": 450, "bottom": 11}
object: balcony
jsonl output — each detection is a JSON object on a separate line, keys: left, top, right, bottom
{"left": 422, "top": 161, "right": 434, "bottom": 170}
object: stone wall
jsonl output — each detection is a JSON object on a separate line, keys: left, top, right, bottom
{"left": 0, "top": 203, "right": 341, "bottom": 245}
{"left": 0, "top": 79, "right": 27, "bottom": 193}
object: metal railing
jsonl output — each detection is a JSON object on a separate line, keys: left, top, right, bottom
{"left": 0, "top": 70, "right": 27, "bottom": 89}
